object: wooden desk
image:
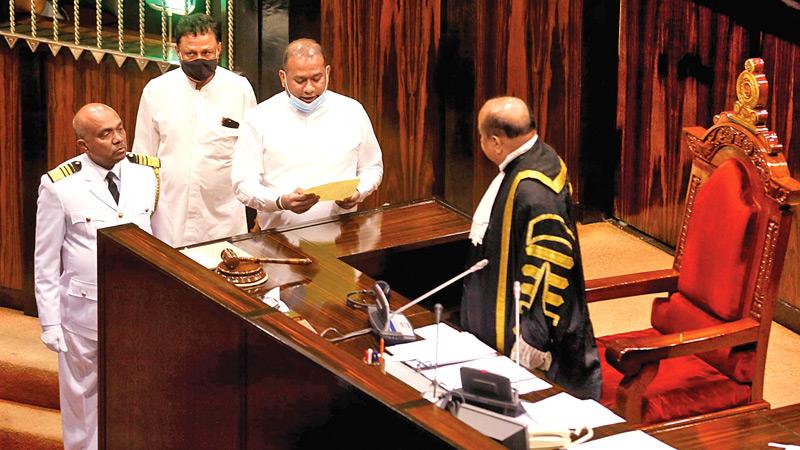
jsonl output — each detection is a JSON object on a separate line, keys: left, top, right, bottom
{"left": 650, "top": 404, "right": 800, "bottom": 449}
{"left": 97, "top": 200, "right": 506, "bottom": 449}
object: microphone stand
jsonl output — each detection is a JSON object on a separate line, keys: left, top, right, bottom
{"left": 385, "top": 259, "right": 489, "bottom": 333}
{"left": 513, "top": 281, "right": 521, "bottom": 367}
{"left": 433, "top": 303, "right": 443, "bottom": 399}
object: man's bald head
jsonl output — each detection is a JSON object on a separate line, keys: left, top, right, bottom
{"left": 477, "top": 97, "right": 537, "bottom": 166}
{"left": 478, "top": 96, "right": 536, "bottom": 139}
{"left": 73, "top": 103, "right": 117, "bottom": 139}
{"left": 73, "top": 103, "right": 127, "bottom": 169}
{"left": 283, "top": 38, "right": 326, "bottom": 68}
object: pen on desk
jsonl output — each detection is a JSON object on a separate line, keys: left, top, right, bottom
{"left": 379, "top": 337, "right": 385, "bottom": 372}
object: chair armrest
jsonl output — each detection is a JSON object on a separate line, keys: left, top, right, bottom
{"left": 585, "top": 268, "right": 679, "bottom": 302}
{"left": 605, "top": 318, "right": 760, "bottom": 376}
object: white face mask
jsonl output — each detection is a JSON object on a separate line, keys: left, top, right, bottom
{"left": 285, "top": 73, "right": 329, "bottom": 114}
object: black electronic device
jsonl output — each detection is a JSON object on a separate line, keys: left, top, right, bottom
{"left": 455, "top": 367, "right": 524, "bottom": 417}
{"left": 367, "top": 281, "right": 417, "bottom": 345}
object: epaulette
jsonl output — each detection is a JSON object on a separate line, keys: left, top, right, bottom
{"left": 126, "top": 152, "right": 161, "bottom": 168}
{"left": 47, "top": 160, "right": 82, "bottom": 183}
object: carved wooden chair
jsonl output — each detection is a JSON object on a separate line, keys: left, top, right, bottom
{"left": 586, "top": 58, "right": 800, "bottom": 426}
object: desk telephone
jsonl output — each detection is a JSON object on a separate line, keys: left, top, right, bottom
{"left": 367, "top": 281, "right": 416, "bottom": 345}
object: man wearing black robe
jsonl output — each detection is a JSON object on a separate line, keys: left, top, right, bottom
{"left": 461, "top": 97, "right": 601, "bottom": 400}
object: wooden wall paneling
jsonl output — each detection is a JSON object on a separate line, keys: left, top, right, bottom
{"left": 472, "top": 0, "right": 583, "bottom": 209}
{"left": 762, "top": 37, "right": 800, "bottom": 317}
{"left": 615, "top": 0, "right": 748, "bottom": 245}
{"left": 320, "top": 0, "right": 442, "bottom": 210}
{"left": 0, "top": 44, "right": 24, "bottom": 307}
{"left": 43, "top": 53, "right": 161, "bottom": 168}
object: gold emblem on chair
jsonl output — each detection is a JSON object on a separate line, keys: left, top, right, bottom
{"left": 732, "top": 58, "right": 769, "bottom": 131}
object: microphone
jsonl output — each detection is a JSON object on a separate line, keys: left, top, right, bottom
{"left": 513, "top": 281, "right": 521, "bottom": 367}
{"left": 385, "top": 258, "right": 489, "bottom": 331}
{"left": 433, "top": 303, "right": 443, "bottom": 398}
{"left": 369, "top": 259, "right": 488, "bottom": 345}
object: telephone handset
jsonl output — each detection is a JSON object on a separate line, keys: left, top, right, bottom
{"left": 367, "top": 280, "right": 416, "bottom": 345}
{"left": 528, "top": 425, "right": 593, "bottom": 449}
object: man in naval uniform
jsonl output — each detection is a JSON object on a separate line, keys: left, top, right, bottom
{"left": 460, "top": 96, "right": 601, "bottom": 400}
{"left": 34, "top": 103, "right": 160, "bottom": 449}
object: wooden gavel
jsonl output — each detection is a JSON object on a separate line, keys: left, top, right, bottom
{"left": 220, "top": 248, "right": 312, "bottom": 269}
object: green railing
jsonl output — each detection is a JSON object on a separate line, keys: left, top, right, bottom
{"left": 1, "top": 0, "right": 234, "bottom": 72}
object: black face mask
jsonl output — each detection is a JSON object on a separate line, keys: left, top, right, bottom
{"left": 180, "top": 58, "right": 217, "bottom": 82}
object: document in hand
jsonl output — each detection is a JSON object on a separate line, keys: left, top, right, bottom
{"left": 305, "top": 179, "right": 360, "bottom": 201}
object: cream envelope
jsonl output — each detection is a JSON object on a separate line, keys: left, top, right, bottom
{"left": 305, "top": 178, "right": 360, "bottom": 201}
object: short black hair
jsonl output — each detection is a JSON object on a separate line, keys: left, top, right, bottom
{"left": 481, "top": 106, "right": 537, "bottom": 138}
{"left": 175, "top": 13, "right": 220, "bottom": 45}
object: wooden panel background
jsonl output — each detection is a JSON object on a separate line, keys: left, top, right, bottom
{"left": 0, "top": 45, "right": 23, "bottom": 294}
{"left": 320, "top": 0, "right": 442, "bottom": 209}
{"left": 762, "top": 38, "right": 800, "bottom": 312}
{"left": 44, "top": 53, "right": 162, "bottom": 167}
{"left": 472, "top": 0, "right": 584, "bottom": 207}
{"left": 614, "top": 0, "right": 749, "bottom": 244}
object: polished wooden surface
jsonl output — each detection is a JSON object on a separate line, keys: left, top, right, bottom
{"left": 98, "top": 200, "right": 507, "bottom": 449}
{"left": 0, "top": 45, "right": 23, "bottom": 295}
{"left": 472, "top": 0, "right": 584, "bottom": 207}
{"left": 43, "top": 52, "right": 160, "bottom": 168}
{"left": 320, "top": 0, "right": 442, "bottom": 211}
{"left": 651, "top": 403, "right": 800, "bottom": 450}
{"left": 615, "top": 0, "right": 748, "bottom": 245}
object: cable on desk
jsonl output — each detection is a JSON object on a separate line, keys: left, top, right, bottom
{"left": 320, "top": 327, "right": 372, "bottom": 343}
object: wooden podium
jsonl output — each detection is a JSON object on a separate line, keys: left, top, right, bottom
{"left": 96, "top": 200, "right": 504, "bottom": 449}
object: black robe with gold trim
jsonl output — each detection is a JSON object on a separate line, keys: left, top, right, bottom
{"left": 461, "top": 138, "right": 602, "bottom": 400}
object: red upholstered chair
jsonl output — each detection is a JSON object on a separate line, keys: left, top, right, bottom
{"left": 586, "top": 58, "right": 800, "bottom": 427}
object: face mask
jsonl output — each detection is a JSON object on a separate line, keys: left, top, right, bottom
{"left": 180, "top": 58, "right": 217, "bottom": 82}
{"left": 285, "top": 73, "right": 329, "bottom": 114}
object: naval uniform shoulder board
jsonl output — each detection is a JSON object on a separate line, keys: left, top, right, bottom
{"left": 126, "top": 152, "right": 161, "bottom": 168}
{"left": 47, "top": 160, "right": 82, "bottom": 183}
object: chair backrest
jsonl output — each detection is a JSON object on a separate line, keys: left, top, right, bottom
{"left": 653, "top": 58, "right": 800, "bottom": 397}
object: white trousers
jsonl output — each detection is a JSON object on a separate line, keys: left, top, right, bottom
{"left": 58, "top": 328, "right": 98, "bottom": 450}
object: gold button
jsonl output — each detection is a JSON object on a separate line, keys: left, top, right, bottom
{"left": 118, "top": 212, "right": 123, "bottom": 218}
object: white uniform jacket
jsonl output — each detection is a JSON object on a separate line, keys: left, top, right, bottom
{"left": 132, "top": 66, "right": 257, "bottom": 247}
{"left": 34, "top": 153, "right": 158, "bottom": 341}
{"left": 231, "top": 90, "right": 383, "bottom": 230}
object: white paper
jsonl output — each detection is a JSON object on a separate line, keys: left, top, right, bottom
{"left": 419, "top": 355, "right": 551, "bottom": 394}
{"left": 573, "top": 431, "right": 675, "bottom": 449}
{"left": 179, "top": 241, "right": 253, "bottom": 269}
{"left": 383, "top": 354, "right": 438, "bottom": 395}
{"left": 262, "top": 287, "right": 290, "bottom": 313}
{"left": 414, "top": 323, "right": 463, "bottom": 341}
{"left": 519, "top": 392, "right": 624, "bottom": 429}
{"left": 387, "top": 332, "right": 497, "bottom": 369}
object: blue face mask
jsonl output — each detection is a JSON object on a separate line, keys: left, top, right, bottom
{"left": 285, "top": 73, "right": 329, "bottom": 114}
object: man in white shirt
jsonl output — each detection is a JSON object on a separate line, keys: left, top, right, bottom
{"left": 133, "top": 13, "right": 257, "bottom": 247}
{"left": 231, "top": 38, "right": 383, "bottom": 230}
{"left": 35, "top": 103, "right": 159, "bottom": 449}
